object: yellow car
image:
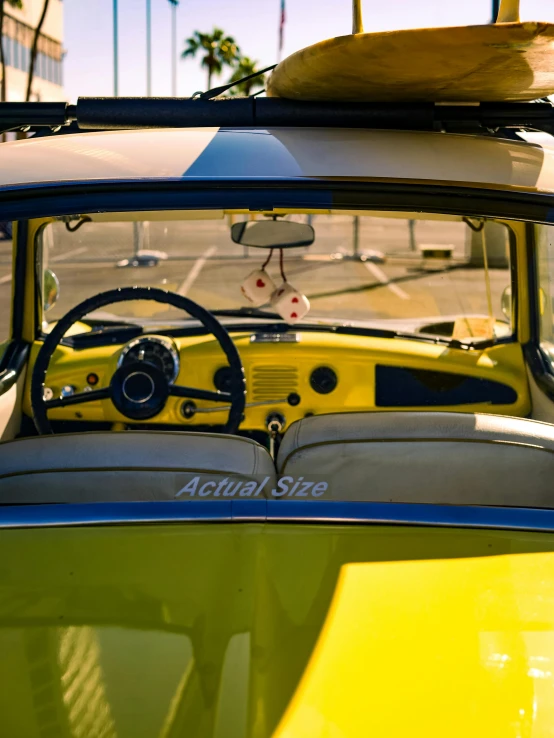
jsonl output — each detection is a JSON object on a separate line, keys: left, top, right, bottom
{"left": 1, "top": 99, "right": 554, "bottom": 737}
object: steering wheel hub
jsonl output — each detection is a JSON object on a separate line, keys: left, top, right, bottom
{"left": 111, "top": 362, "right": 169, "bottom": 420}
{"left": 123, "top": 372, "right": 155, "bottom": 404}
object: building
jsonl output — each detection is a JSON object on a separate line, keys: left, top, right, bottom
{"left": 1, "top": 0, "right": 64, "bottom": 102}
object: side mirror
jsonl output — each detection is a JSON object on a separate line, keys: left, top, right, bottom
{"left": 43, "top": 268, "right": 60, "bottom": 312}
{"left": 501, "top": 285, "right": 512, "bottom": 320}
{"left": 231, "top": 220, "right": 315, "bottom": 249}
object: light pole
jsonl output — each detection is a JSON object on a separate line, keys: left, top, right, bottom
{"left": 146, "top": 0, "right": 152, "bottom": 96}
{"left": 169, "top": 0, "right": 179, "bottom": 97}
{"left": 113, "top": 0, "right": 119, "bottom": 96}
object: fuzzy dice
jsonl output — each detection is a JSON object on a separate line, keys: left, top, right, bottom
{"left": 240, "top": 269, "right": 277, "bottom": 306}
{"left": 271, "top": 282, "right": 310, "bottom": 323}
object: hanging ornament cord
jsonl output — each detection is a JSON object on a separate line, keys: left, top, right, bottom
{"left": 481, "top": 227, "right": 494, "bottom": 334}
{"left": 261, "top": 248, "right": 274, "bottom": 270}
{"left": 279, "top": 248, "right": 287, "bottom": 282}
{"left": 463, "top": 217, "right": 494, "bottom": 337}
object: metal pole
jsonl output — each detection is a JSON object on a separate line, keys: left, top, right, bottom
{"left": 171, "top": 1, "right": 178, "bottom": 96}
{"left": 113, "top": 0, "right": 119, "bottom": 96}
{"left": 133, "top": 221, "right": 142, "bottom": 258}
{"left": 492, "top": 0, "right": 500, "bottom": 21}
{"left": 353, "top": 216, "right": 360, "bottom": 257}
{"left": 408, "top": 219, "right": 416, "bottom": 251}
{"left": 146, "top": 0, "right": 152, "bottom": 96}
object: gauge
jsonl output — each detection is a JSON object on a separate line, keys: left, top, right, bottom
{"left": 118, "top": 336, "right": 180, "bottom": 384}
{"left": 310, "top": 366, "right": 338, "bottom": 394}
{"left": 213, "top": 366, "right": 233, "bottom": 393}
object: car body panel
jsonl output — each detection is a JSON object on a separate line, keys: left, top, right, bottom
{"left": 1, "top": 522, "right": 554, "bottom": 737}
{"left": 274, "top": 545, "right": 554, "bottom": 738}
{"left": 1, "top": 128, "right": 554, "bottom": 195}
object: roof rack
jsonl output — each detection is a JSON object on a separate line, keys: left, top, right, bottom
{"left": 1, "top": 98, "right": 554, "bottom": 137}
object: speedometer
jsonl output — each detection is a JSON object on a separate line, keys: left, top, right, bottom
{"left": 118, "top": 336, "right": 180, "bottom": 384}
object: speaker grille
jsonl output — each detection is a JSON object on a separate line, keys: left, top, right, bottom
{"left": 251, "top": 365, "right": 298, "bottom": 401}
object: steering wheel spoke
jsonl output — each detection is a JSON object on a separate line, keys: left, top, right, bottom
{"left": 45, "top": 386, "right": 112, "bottom": 409}
{"left": 169, "top": 385, "right": 232, "bottom": 403}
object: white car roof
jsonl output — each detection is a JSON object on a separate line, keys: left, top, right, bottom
{"left": 1, "top": 127, "right": 554, "bottom": 194}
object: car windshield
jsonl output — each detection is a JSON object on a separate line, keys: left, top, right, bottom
{"left": 40, "top": 211, "right": 513, "bottom": 344}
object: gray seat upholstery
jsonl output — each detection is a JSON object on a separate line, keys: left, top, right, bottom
{"left": 277, "top": 412, "right": 554, "bottom": 507}
{"left": 0, "top": 431, "right": 276, "bottom": 503}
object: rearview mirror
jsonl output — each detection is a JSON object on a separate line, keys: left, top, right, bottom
{"left": 231, "top": 220, "right": 315, "bottom": 249}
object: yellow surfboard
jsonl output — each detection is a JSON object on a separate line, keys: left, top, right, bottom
{"left": 267, "top": 1, "right": 554, "bottom": 103}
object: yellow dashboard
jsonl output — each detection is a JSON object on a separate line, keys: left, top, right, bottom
{"left": 22, "top": 330, "right": 530, "bottom": 432}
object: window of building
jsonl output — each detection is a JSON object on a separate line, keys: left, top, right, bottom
{"left": 3, "top": 13, "right": 63, "bottom": 86}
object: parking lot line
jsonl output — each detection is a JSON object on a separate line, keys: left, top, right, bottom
{"left": 177, "top": 246, "right": 217, "bottom": 296}
{"left": 51, "top": 246, "right": 88, "bottom": 262}
{"left": 364, "top": 261, "right": 410, "bottom": 300}
{"left": 0, "top": 246, "right": 89, "bottom": 287}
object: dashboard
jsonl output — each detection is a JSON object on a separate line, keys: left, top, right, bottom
{"left": 23, "top": 329, "right": 531, "bottom": 433}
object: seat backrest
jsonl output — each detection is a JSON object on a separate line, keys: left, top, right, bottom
{"left": 277, "top": 412, "right": 554, "bottom": 507}
{"left": 0, "top": 431, "right": 276, "bottom": 503}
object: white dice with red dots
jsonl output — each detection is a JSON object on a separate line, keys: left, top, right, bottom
{"left": 270, "top": 282, "right": 310, "bottom": 323}
{"left": 240, "top": 269, "right": 277, "bottom": 306}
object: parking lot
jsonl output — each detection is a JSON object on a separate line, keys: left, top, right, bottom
{"left": 0, "top": 215, "right": 511, "bottom": 339}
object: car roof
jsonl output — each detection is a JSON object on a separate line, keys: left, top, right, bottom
{"left": 1, "top": 126, "right": 554, "bottom": 194}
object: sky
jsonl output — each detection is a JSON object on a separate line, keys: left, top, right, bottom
{"left": 63, "top": 0, "right": 554, "bottom": 101}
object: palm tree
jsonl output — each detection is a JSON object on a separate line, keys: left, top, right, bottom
{"left": 182, "top": 28, "right": 240, "bottom": 91}
{"left": 227, "top": 56, "right": 265, "bottom": 96}
{"left": 25, "top": 0, "right": 50, "bottom": 101}
{"left": 0, "top": 0, "right": 23, "bottom": 102}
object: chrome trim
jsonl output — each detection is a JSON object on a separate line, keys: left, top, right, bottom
{"left": 190, "top": 398, "right": 288, "bottom": 414}
{"left": 0, "top": 344, "right": 30, "bottom": 396}
{"left": 122, "top": 371, "right": 155, "bottom": 403}
{"left": 117, "top": 335, "right": 180, "bottom": 384}
{"left": 0, "top": 501, "right": 261, "bottom": 528}
{"left": 1, "top": 500, "right": 554, "bottom": 533}
{"left": 251, "top": 333, "right": 300, "bottom": 343}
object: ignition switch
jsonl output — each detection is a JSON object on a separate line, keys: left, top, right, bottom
{"left": 266, "top": 412, "right": 286, "bottom": 459}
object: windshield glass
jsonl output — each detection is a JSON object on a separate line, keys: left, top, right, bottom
{"left": 40, "top": 212, "right": 513, "bottom": 343}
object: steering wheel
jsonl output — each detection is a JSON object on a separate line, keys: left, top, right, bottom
{"left": 31, "top": 287, "right": 246, "bottom": 435}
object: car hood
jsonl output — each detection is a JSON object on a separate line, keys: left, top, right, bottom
{"left": 1, "top": 521, "right": 554, "bottom": 737}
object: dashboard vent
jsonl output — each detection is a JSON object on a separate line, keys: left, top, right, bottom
{"left": 251, "top": 365, "right": 299, "bottom": 401}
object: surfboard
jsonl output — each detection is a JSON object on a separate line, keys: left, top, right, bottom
{"left": 266, "top": 22, "right": 554, "bottom": 103}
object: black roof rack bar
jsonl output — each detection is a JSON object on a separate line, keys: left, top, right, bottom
{"left": 1, "top": 98, "right": 554, "bottom": 136}
{"left": 0, "top": 101, "right": 75, "bottom": 134}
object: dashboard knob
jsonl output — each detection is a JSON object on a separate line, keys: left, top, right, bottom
{"left": 310, "top": 366, "right": 338, "bottom": 394}
{"left": 181, "top": 401, "right": 197, "bottom": 419}
{"left": 213, "top": 366, "right": 233, "bottom": 393}
{"left": 266, "top": 412, "right": 286, "bottom": 434}
{"left": 60, "top": 385, "right": 76, "bottom": 398}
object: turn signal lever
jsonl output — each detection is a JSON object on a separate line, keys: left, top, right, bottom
{"left": 266, "top": 412, "right": 286, "bottom": 459}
